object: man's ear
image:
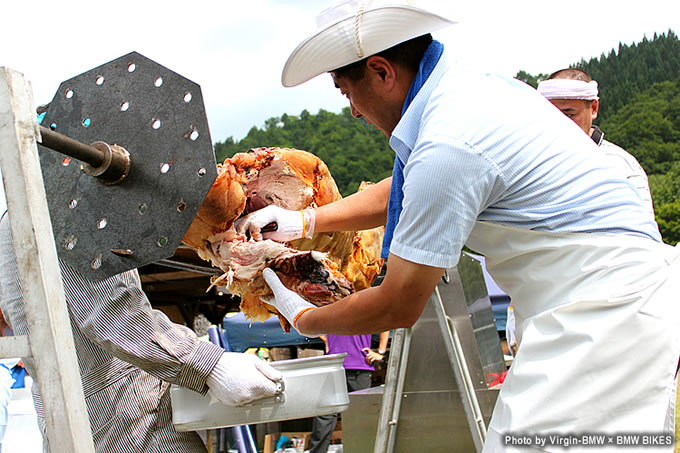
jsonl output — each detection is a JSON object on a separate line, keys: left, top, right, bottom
{"left": 366, "top": 56, "right": 396, "bottom": 88}
{"left": 590, "top": 99, "right": 599, "bottom": 121}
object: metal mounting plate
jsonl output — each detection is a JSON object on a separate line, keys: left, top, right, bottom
{"left": 38, "top": 51, "right": 217, "bottom": 280}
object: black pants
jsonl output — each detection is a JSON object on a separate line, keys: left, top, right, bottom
{"left": 308, "top": 369, "right": 372, "bottom": 453}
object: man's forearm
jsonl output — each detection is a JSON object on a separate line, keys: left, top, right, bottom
{"left": 296, "top": 253, "right": 443, "bottom": 336}
{"left": 298, "top": 285, "right": 404, "bottom": 336}
{"left": 378, "top": 331, "right": 390, "bottom": 351}
{"left": 314, "top": 177, "right": 391, "bottom": 233}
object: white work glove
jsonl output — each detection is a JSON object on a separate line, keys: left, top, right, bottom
{"left": 235, "top": 206, "right": 316, "bottom": 242}
{"left": 206, "top": 352, "right": 283, "bottom": 406}
{"left": 262, "top": 268, "right": 318, "bottom": 336}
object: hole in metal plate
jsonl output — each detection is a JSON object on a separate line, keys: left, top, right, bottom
{"left": 64, "top": 235, "right": 77, "bottom": 251}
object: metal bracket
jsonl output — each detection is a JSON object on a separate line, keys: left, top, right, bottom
{"left": 38, "top": 51, "right": 217, "bottom": 279}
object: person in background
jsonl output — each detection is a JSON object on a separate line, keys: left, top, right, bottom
{"left": 239, "top": 1, "right": 679, "bottom": 451}
{"left": 0, "top": 211, "right": 282, "bottom": 453}
{"left": 495, "top": 69, "right": 658, "bottom": 362}
{"left": 537, "top": 68, "right": 654, "bottom": 215}
{"left": 0, "top": 358, "right": 14, "bottom": 452}
{"left": 308, "top": 331, "right": 389, "bottom": 453}
{"left": 504, "top": 301, "right": 517, "bottom": 357}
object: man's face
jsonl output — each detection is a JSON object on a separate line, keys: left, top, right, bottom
{"left": 548, "top": 98, "right": 599, "bottom": 135}
{"left": 331, "top": 69, "right": 400, "bottom": 137}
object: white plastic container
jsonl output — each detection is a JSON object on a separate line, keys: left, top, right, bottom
{"left": 171, "top": 353, "right": 349, "bottom": 431}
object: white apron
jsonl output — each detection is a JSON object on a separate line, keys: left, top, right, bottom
{"left": 465, "top": 221, "right": 680, "bottom": 453}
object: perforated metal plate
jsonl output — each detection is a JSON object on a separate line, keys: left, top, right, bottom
{"left": 38, "top": 51, "right": 217, "bottom": 280}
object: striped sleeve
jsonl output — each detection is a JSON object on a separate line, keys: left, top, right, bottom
{"left": 60, "top": 261, "right": 224, "bottom": 393}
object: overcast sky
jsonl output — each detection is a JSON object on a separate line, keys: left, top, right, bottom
{"left": 2, "top": 0, "right": 679, "bottom": 150}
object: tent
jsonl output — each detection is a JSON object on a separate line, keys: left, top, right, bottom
{"left": 222, "top": 312, "right": 322, "bottom": 353}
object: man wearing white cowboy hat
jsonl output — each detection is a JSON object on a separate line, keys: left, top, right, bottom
{"left": 238, "top": 1, "right": 679, "bottom": 451}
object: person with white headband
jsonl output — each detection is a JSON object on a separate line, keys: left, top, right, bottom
{"left": 538, "top": 68, "right": 654, "bottom": 215}
{"left": 238, "top": 1, "right": 679, "bottom": 450}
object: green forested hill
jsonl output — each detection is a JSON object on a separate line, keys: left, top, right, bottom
{"left": 602, "top": 79, "right": 680, "bottom": 175}
{"left": 515, "top": 30, "right": 680, "bottom": 125}
{"left": 577, "top": 30, "right": 680, "bottom": 124}
{"left": 215, "top": 31, "right": 680, "bottom": 243}
{"left": 602, "top": 78, "right": 680, "bottom": 243}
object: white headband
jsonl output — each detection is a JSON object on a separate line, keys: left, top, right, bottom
{"left": 537, "top": 79, "right": 599, "bottom": 100}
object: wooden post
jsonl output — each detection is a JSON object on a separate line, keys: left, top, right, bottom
{"left": 0, "top": 66, "right": 96, "bottom": 453}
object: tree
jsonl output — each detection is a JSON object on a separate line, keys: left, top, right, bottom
{"left": 514, "top": 70, "right": 548, "bottom": 88}
{"left": 577, "top": 30, "right": 680, "bottom": 124}
{"left": 602, "top": 79, "right": 680, "bottom": 175}
{"left": 654, "top": 200, "right": 680, "bottom": 245}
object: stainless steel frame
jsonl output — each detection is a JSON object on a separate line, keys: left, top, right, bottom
{"left": 343, "top": 253, "right": 505, "bottom": 452}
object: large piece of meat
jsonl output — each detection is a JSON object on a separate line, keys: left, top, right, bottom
{"left": 182, "top": 147, "right": 385, "bottom": 329}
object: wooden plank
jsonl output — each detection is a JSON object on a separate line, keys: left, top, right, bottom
{"left": 263, "top": 434, "right": 274, "bottom": 453}
{"left": 0, "top": 335, "right": 31, "bottom": 358}
{"left": 0, "top": 66, "right": 95, "bottom": 453}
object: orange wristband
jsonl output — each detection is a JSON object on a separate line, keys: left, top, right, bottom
{"left": 300, "top": 209, "right": 306, "bottom": 238}
{"left": 293, "top": 307, "right": 315, "bottom": 329}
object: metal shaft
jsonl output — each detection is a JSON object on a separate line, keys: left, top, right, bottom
{"left": 39, "top": 125, "right": 105, "bottom": 167}
{"left": 38, "top": 126, "right": 131, "bottom": 184}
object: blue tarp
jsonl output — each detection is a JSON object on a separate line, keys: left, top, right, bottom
{"left": 222, "top": 253, "right": 512, "bottom": 350}
{"left": 222, "top": 312, "right": 322, "bottom": 353}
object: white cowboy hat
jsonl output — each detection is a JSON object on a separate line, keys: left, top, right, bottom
{"left": 281, "top": 0, "right": 456, "bottom": 87}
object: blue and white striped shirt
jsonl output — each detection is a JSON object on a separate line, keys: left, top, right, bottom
{"left": 389, "top": 50, "right": 661, "bottom": 269}
{"left": 0, "top": 213, "right": 223, "bottom": 453}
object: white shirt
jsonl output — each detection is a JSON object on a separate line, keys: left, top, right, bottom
{"left": 599, "top": 138, "right": 655, "bottom": 215}
{"left": 388, "top": 49, "right": 661, "bottom": 269}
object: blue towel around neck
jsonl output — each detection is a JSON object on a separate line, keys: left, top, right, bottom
{"left": 381, "top": 40, "right": 444, "bottom": 259}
